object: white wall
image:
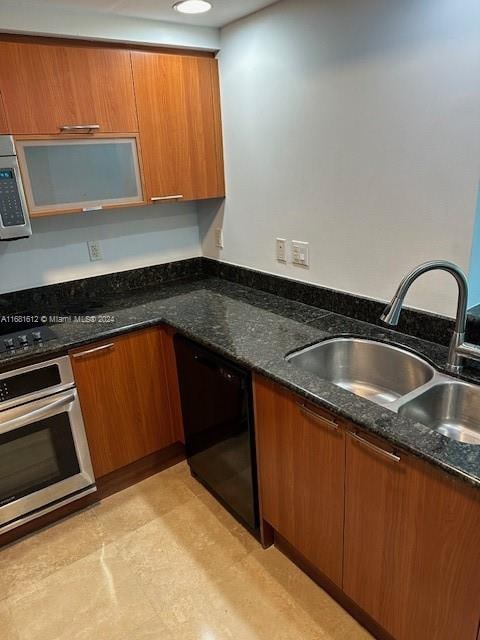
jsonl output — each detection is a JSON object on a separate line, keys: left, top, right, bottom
{"left": 0, "top": 204, "right": 201, "bottom": 293}
{"left": 200, "top": 0, "right": 480, "bottom": 317}
{"left": 0, "top": 0, "right": 220, "bottom": 51}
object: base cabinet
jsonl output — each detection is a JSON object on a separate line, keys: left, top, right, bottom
{"left": 254, "top": 376, "right": 480, "bottom": 640}
{"left": 344, "top": 430, "right": 480, "bottom": 640}
{"left": 70, "top": 327, "right": 177, "bottom": 478}
{"left": 254, "top": 376, "right": 345, "bottom": 587}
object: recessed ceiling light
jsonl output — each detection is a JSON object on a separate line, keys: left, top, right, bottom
{"left": 173, "top": 0, "right": 213, "bottom": 15}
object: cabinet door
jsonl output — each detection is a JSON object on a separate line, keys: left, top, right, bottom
{"left": 254, "top": 377, "right": 345, "bottom": 586}
{"left": 344, "top": 429, "right": 480, "bottom": 640}
{"left": 0, "top": 41, "right": 138, "bottom": 134}
{"left": 70, "top": 328, "right": 176, "bottom": 478}
{"left": 16, "top": 135, "right": 145, "bottom": 216}
{"left": 131, "top": 51, "right": 225, "bottom": 202}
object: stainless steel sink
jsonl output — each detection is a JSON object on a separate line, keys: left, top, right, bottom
{"left": 287, "top": 337, "right": 480, "bottom": 445}
{"left": 287, "top": 338, "right": 435, "bottom": 406}
{"left": 398, "top": 382, "right": 480, "bottom": 445}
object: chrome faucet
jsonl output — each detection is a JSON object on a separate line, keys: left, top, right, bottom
{"left": 381, "top": 260, "right": 480, "bottom": 373}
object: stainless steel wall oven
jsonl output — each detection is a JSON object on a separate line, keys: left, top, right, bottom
{"left": 0, "top": 356, "right": 96, "bottom": 533}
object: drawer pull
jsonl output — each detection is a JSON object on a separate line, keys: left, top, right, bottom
{"left": 59, "top": 124, "right": 100, "bottom": 133}
{"left": 298, "top": 403, "right": 339, "bottom": 431}
{"left": 348, "top": 431, "right": 400, "bottom": 463}
{"left": 151, "top": 195, "right": 184, "bottom": 202}
{"left": 73, "top": 343, "right": 115, "bottom": 359}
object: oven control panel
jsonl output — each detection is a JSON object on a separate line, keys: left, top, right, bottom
{"left": 0, "top": 168, "right": 26, "bottom": 227}
{"left": 0, "top": 355, "right": 74, "bottom": 411}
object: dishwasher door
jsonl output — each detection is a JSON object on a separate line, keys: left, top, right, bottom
{"left": 174, "top": 336, "right": 259, "bottom": 533}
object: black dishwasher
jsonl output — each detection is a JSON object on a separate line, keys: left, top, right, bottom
{"left": 174, "top": 336, "right": 259, "bottom": 534}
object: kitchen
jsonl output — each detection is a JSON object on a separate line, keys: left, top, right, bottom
{"left": 0, "top": 0, "right": 479, "bottom": 639}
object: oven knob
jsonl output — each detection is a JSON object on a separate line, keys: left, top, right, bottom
{"left": 18, "top": 335, "right": 29, "bottom": 347}
{"left": 3, "top": 338, "right": 14, "bottom": 350}
{"left": 32, "top": 331, "right": 43, "bottom": 342}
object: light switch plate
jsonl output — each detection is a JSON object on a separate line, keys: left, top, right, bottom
{"left": 87, "top": 240, "right": 103, "bottom": 262}
{"left": 276, "top": 238, "right": 287, "bottom": 262}
{"left": 291, "top": 240, "right": 309, "bottom": 268}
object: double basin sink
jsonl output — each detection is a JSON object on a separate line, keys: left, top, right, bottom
{"left": 287, "top": 338, "right": 480, "bottom": 445}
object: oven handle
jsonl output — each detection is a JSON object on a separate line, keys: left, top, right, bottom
{"left": 0, "top": 391, "right": 76, "bottom": 435}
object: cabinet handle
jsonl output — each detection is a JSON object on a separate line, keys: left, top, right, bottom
{"left": 348, "top": 431, "right": 400, "bottom": 463}
{"left": 298, "top": 402, "right": 339, "bottom": 431}
{"left": 151, "top": 195, "right": 184, "bottom": 202}
{"left": 59, "top": 125, "right": 100, "bottom": 133}
{"left": 72, "top": 343, "right": 115, "bottom": 359}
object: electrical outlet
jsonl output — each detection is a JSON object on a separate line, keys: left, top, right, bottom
{"left": 87, "top": 240, "right": 103, "bottom": 262}
{"left": 291, "top": 240, "right": 309, "bottom": 268}
{"left": 215, "top": 228, "right": 224, "bottom": 249}
{"left": 276, "top": 238, "right": 287, "bottom": 262}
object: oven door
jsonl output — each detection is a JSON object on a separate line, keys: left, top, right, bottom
{"left": 0, "top": 389, "right": 96, "bottom": 533}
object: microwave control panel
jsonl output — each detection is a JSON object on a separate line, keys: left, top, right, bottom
{"left": 0, "top": 168, "right": 26, "bottom": 227}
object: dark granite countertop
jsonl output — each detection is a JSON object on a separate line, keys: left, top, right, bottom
{"left": 1, "top": 276, "right": 479, "bottom": 489}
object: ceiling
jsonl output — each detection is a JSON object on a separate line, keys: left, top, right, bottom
{"left": 24, "top": 0, "right": 278, "bottom": 28}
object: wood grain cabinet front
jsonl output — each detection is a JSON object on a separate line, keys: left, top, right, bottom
{"left": 343, "top": 429, "right": 480, "bottom": 640}
{"left": 0, "top": 40, "right": 138, "bottom": 134}
{"left": 131, "top": 51, "right": 225, "bottom": 202}
{"left": 0, "top": 91, "right": 8, "bottom": 134}
{"left": 70, "top": 328, "right": 177, "bottom": 478}
{"left": 255, "top": 376, "right": 480, "bottom": 640}
{"left": 254, "top": 376, "right": 346, "bottom": 587}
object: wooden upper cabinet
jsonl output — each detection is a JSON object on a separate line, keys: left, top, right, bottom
{"left": 254, "top": 376, "right": 345, "bottom": 587}
{"left": 344, "top": 429, "right": 480, "bottom": 640}
{"left": 0, "top": 41, "right": 138, "bottom": 134}
{"left": 70, "top": 328, "right": 177, "bottom": 478}
{"left": 131, "top": 51, "right": 225, "bottom": 202}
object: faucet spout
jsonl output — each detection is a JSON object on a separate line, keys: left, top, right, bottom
{"left": 381, "top": 260, "right": 473, "bottom": 373}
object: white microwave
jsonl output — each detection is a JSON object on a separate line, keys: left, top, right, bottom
{"left": 0, "top": 135, "right": 31, "bottom": 241}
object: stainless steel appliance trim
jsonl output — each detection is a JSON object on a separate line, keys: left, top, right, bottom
{"left": 348, "top": 431, "right": 401, "bottom": 463}
{"left": 0, "top": 387, "right": 96, "bottom": 530}
{"left": 59, "top": 125, "right": 100, "bottom": 132}
{"left": 0, "top": 355, "right": 74, "bottom": 411}
{"left": 298, "top": 402, "right": 339, "bottom": 431}
{"left": 151, "top": 195, "right": 184, "bottom": 202}
{"left": 0, "top": 484, "right": 97, "bottom": 535}
{"left": 0, "top": 135, "right": 15, "bottom": 157}
{"left": 72, "top": 343, "right": 115, "bottom": 359}
{"left": 0, "top": 136, "right": 32, "bottom": 241}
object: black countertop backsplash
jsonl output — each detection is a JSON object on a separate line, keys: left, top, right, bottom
{"left": 1, "top": 258, "right": 479, "bottom": 489}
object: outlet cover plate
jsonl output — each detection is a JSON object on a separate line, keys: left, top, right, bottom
{"left": 215, "top": 228, "right": 224, "bottom": 249}
{"left": 87, "top": 240, "right": 103, "bottom": 262}
{"left": 276, "top": 238, "right": 287, "bottom": 262}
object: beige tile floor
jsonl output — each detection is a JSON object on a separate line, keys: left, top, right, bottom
{"left": 0, "top": 462, "right": 372, "bottom": 640}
